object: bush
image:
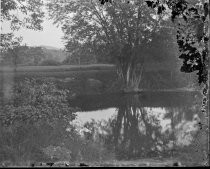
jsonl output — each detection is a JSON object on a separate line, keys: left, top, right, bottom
{"left": 0, "top": 78, "right": 114, "bottom": 166}
{"left": 0, "top": 78, "right": 76, "bottom": 126}
{"left": 0, "top": 78, "right": 78, "bottom": 165}
{"left": 40, "top": 59, "right": 61, "bottom": 66}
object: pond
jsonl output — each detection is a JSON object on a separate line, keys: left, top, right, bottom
{"left": 68, "top": 91, "right": 207, "bottom": 165}
{"left": 0, "top": 91, "right": 208, "bottom": 167}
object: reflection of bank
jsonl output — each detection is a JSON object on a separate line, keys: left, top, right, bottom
{"left": 69, "top": 91, "right": 201, "bottom": 111}
{"left": 72, "top": 93, "right": 204, "bottom": 162}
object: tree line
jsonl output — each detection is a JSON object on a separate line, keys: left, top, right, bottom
{"left": 0, "top": 46, "right": 67, "bottom": 66}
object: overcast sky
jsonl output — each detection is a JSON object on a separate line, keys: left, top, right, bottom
{"left": 1, "top": 17, "right": 65, "bottom": 49}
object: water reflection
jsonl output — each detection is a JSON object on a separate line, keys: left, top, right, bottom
{"left": 0, "top": 91, "right": 207, "bottom": 166}
{"left": 72, "top": 92, "right": 206, "bottom": 164}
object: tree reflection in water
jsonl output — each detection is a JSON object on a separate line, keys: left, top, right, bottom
{"left": 110, "top": 96, "right": 163, "bottom": 160}
{"left": 82, "top": 94, "right": 206, "bottom": 164}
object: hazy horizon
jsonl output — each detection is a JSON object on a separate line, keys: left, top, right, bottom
{"left": 1, "top": 17, "right": 65, "bottom": 49}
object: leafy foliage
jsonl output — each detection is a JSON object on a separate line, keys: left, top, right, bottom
{"left": 1, "top": 0, "right": 44, "bottom": 31}
{"left": 0, "top": 0, "right": 45, "bottom": 52}
{"left": 99, "top": 0, "right": 209, "bottom": 86}
{"left": 0, "top": 78, "right": 76, "bottom": 126}
{"left": 64, "top": 42, "right": 97, "bottom": 65}
{"left": 1, "top": 46, "right": 46, "bottom": 66}
{"left": 0, "top": 34, "right": 22, "bottom": 53}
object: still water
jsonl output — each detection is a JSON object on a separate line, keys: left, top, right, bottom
{"left": 0, "top": 91, "right": 208, "bottom": 166}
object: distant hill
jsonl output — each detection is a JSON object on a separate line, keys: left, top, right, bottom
{"left": 40, "top": 45, "right": 62, "bottom": 50}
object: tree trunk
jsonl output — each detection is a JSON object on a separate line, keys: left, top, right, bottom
{"left": 117, "top": 62, "right": 144, "bottom": 93}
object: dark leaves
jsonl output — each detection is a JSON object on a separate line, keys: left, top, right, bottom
{"left": 171, "top": 0, "right": 188, "bottom": 22}
{"left": 188, "top": 7, "right": 198, "bottom": 14}
{"left": 145, "top": 1, "right": 155, "bottom": 8}
{"left": 157, "top": 5, "right": 166, "bottom": 14}
{"left": 145, "top": 0, "right": 166, "bottom": 10}
{"left": 145, "top": 0, "right": 166, "bottom": 13}
{"left": 99, "top": 0, "right": 112, "bottom": 5}
{"left": 204, "top": 2, "right": 209, "bottom": 19}
{"left": 145, "top": 0, "right": 208, "bottom": 85}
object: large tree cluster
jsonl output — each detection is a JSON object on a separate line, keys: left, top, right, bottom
{"left": 47, "top": 0, "right": 178, "bottom": 91}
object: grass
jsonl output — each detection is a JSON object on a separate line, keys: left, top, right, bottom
{"left": 0, "top": 64, "right": 199, "bottom": 97}
{"left": 0, "top": 64, "right": 115, "bottom": 72}
{"left": 0, "top": 61, "right": 192, "bottom": 72}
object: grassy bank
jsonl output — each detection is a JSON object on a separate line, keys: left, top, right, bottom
{"left": 0, "top": 64, "right": 199, "bottom": 97}
{"left": 0, "top": 64, "right": 115, "bottom": 72}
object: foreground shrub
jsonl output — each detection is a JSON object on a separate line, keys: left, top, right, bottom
{"left": 0, "top": 79, "right": 114, "bottom": 166}
{"left": 0, "top": 78, "right": 75, "bottom": 126}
